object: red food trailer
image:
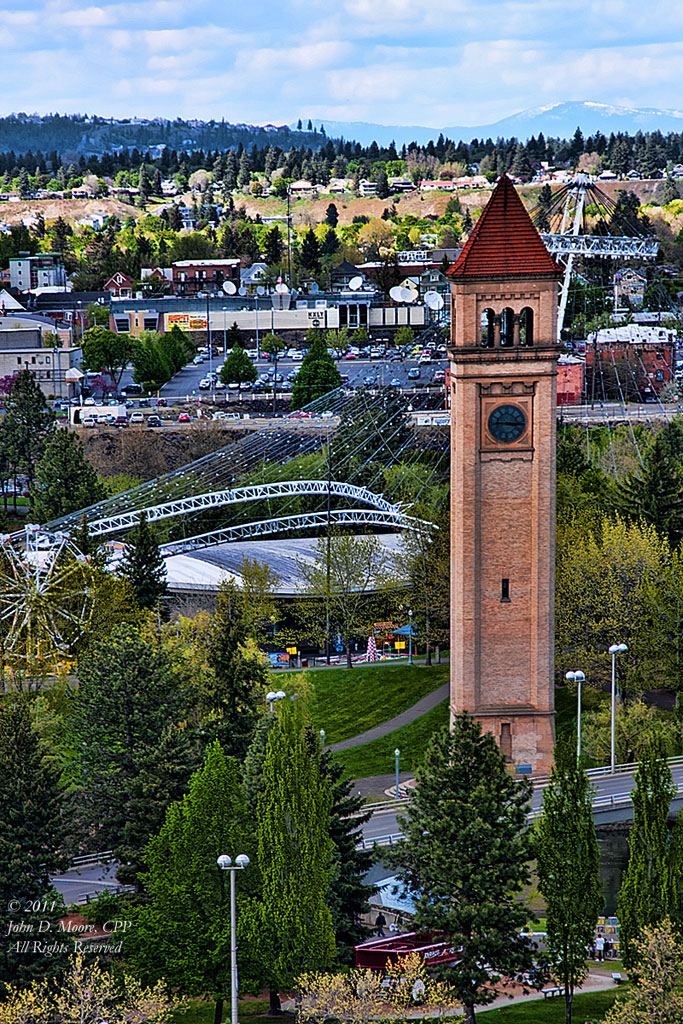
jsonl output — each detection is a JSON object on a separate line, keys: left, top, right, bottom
{"left": 354, "top": 932, "right": 459, "bottom": 970}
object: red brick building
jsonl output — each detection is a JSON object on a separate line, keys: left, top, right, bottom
{"left": 171, "top": 259, "right": 240, "bottom": 297}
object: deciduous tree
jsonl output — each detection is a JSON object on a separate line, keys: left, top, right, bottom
{"left": 618, "top": 744, "right": 676, "bottom": 969}
{"left": 250, "top": 700, "right": 335, "bottom": 1010}
{"left": 125, "top": 743, "right": 255, "bottom": 1024}
{"left": 535, "top": 740, "right": 602, "bottom": 1024}
{"left": 81, "top": 326, "right": 132, "bottom": 392}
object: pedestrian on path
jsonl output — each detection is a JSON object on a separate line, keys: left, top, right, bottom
{"left": 376, "top": 912, "right": 387, "bottom": 937}
{"left": 595, "top": 934, "right": 604, "bottom": 961}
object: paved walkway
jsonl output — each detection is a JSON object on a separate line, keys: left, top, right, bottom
{"left": 329, "top": 684, "right": 449, "bottom": 752}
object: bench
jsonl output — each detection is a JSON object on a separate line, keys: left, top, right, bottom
{"left": 612, "top": 973, "right": 623, "bottom": 984}
{"left": 542, "top": 986, "right": 563, "bottom": 998}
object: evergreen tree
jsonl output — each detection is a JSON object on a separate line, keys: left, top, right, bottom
{"left": 251, "top": 700, "right": 335, "bottom": 1011}
{"left": 535, "top": 183, "right": 553, "bottom": 232}
{"left": 299, "top": 227, "right": 321, "bottom": 273}
{"left": 535, "top": 740, "right": 602, "bottom": 1024}
{"left": 618, "top": 743, "right": 676, "bottom": 969}
{"left": 33, "top": 428, "right": 106, "bottom": 522}
{"left": 237, "top": 150, "right": 251, "bottom": 188}
{"left": 125, "top": 742, "right": 256, "bottom": 1024}
{"left": 119, "top": 512, "right": 168, "bottom": 610}
{"left": 390, "top": 714, "right": 536, "bottom": 1024}
{"left": 224, "top": 321, "right": 243, "bottom": 350}
{"left": 0, "top": 697, "right": 72, "bottom": 985}
{"left": 263, "top": 226, "right": 283, "bottom": 265}
{"left": 375, "top": 168, "right": 390, "bottom": 198}
{"left": 202, "top": 582, "right": 265, "bottom": 759}
{"left": 220, "top": 343, "right": 257, "bottom": 393}
{"left": 0, "top": 369, "right": 54, "bottom": 494}
{"left": 290, "top": 329, "right": 341, "bottom": 409}
{"left": 325, "top": 202, "right": 339, "bottom": 228}
{"left": 613, "top": 434, "right": 683, "bottom": 548}
{"left": 68, "top": 624, "right": 194, "bottom": 858}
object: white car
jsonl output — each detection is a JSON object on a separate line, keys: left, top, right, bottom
{"left": 193, "top": 355, "right": 205, "bottom": 365}
{"left": 84, "top": 397, "right": 96, "bottom": 406}
{"left": 81, "top": 415, "right": 97, "bottom": 427}
{"left": 292, "top": 352, "right": 304, "bottom": 362}
{"left": 130, "top": 411, "right": 145, "bottom": 424}
{"left": 198, "top": 378, "right": 212, "bottom": 389}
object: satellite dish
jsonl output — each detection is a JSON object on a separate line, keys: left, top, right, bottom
{"left": 424, "top": 290, "right": 444, "bottom": 311}
{"left": 389, "top": 285, "right": 404, "bottom": 303}
{"left": 348, "top": 275, "right": 363, "bottom": 291}
{"left": 238, "top": 286, "right": 247, "bottom": 296}
{"left": 222, "top": 280, "right": 237, "bottom": 295}
{"left": 401, "top": 287, "right": 417, "bottom": 303}
{"left": 275, "top": 282, "right": 289, "bottom": 294}
{"left": 256, "top": 285, "right": 266, "bottom": 296}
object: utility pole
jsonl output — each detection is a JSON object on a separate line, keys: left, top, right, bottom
{"left": 325, "top": 427, "right": 332, "bottom": 665}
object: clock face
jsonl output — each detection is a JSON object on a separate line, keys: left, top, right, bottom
{"left": 487, "top": 403, "right": 527, "bottom": 444}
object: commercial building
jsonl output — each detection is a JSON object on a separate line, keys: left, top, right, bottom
{"left": 9, "top": 252, "right": 67, "bottom": 292}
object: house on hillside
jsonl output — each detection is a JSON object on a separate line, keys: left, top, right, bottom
{"left": 104, "top": 271, "right": 136, "bottom": 298}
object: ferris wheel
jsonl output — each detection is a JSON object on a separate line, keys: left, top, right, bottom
{"left": 0, "top": 525, "right": 97, "bottom": 673}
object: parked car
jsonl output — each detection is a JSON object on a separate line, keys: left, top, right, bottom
{"left": 389, "top": 378, "right": 402, "bottom": 387}
{"left": 156, "top": 397, "right": 168, "bottom": 407}
{"left": 178, "top": 412, "right": 191, "bottom": 423}
{"left": 408, "top": 367, "right": 421, "bottom": 379}
{"left": 198, "top": 378, "right": 212, "bottom": 389}
{"left": 147, "top": 414, "right": 161, "bottom": 427}
{"left": 130, "top": 411, "right": 145, "bottom": 424}
{"left": 433, "top": 369, "right": 446, "bottom": 383}
{"left": 81, "top": 415, "right": 97, "bottom": 427}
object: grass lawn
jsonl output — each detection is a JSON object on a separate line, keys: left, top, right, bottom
{"left": 276, "top": 662, "right": 449, "bottom": 746}
{"left": 331, "top": 698, "right": 449, "bottom": 778}
{"left": 475, "top": 985, "right": 629, "bottom": 1023}
{"left": 170, "top": 998, "right": 274, "bottom": 1024}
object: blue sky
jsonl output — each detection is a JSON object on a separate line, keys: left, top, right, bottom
{"left": 3, "top": 0, "right": 683, "bottom": 128}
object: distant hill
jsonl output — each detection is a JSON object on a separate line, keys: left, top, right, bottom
{"left": 0, "top": 113, "right": 326, "bottom": 157}
{"left": 303, "top": 101, "right": 683, "bottom": 147}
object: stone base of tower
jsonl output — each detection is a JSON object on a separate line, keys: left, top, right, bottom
{"left": 451, "top": 703, "right": 555, "bottom": 775}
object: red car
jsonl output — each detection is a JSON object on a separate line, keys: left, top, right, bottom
{"left": 178, "top": 412, "right": 191, "bottom": 423}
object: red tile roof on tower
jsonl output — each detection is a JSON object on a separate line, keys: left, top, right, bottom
{"left": 447, "top": 175, "right": 561, "bottom": 279}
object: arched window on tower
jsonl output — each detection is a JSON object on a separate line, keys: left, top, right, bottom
{"left": 480, "top": 308, "right": 495, "bottom": 348}
{"left": 519, "top": 307, "right": 534, "bottom": 346}
{"left": 500, "top": 307, "right": 515, "bottom": 347}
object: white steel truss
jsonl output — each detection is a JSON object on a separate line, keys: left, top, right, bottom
{"left": 159, "top": 508, "right": 432, "bottom": 555}
{"left": 87, "top": 480, "right": 402, "bottom": 537}
{"left": 541, "top": 234, "right": 659, "bottom": 259}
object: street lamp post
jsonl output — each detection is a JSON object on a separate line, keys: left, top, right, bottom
{"left": 395, "top": 748, "right": 400, "bottom": 799}
{"left": 222, "top": 307, "right": 227, "bottom": 356}
{"left": 565, "top": 670, "right": 586, "bottom": 762}
{"left": 217, "top": 853, "right": 250, "bottom": 1024}
{"left": 408, "top": 609, "right": 413, "bottom": 666}
{"left": 608, "top": 643, "right": 627, "bottom": 772}
{"left": 320, "top": 728, "right": 325, "bottom": 748}
{"left": 265, "top": 689, "right": 286, "bottom": 713}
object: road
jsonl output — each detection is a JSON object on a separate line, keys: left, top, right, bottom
{"left": 359, "top": 761, "right": 683, "bottom": 845}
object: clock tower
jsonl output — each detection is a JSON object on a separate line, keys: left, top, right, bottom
{"left": 446, "top": 176, "right": 562, "bottom": 773}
